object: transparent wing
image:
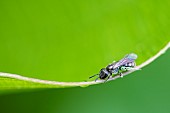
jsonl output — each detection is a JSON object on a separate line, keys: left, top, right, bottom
{"left": 113, "top": 53, "right": 137, "bottom": 68}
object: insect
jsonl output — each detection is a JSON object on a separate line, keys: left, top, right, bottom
{"left": 89, "top": 53, "right": 138, "bottom": 82}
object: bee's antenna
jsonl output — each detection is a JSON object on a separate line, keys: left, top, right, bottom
{"left": 89, "top": 74, "right": 99, "bottom": 79}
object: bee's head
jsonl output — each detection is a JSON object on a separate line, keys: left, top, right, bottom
{"left": 89, "top": 68, "right": 110, "bottom": 81}
{"left": 99, "top": 68, "right": 109, "bottom": 79}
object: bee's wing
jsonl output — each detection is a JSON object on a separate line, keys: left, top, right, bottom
{"left": 113, "top": 53, "right": 137, "bottom": 68}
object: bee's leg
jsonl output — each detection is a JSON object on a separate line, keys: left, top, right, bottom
{"left": 104, "top": 75, "right": 111, "bottom": 83}
{"left": 117, "top": 70, "right": 123, "bottom": 78}
{"left": 119, "top": 73, "right": 123, "bottom": 78}
{"left": 118, "top": 66, "right": 123, "bottom": 78}
{"left": 95, "top": 77, "right": 99, "bottom": 82}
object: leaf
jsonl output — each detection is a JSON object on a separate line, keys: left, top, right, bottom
{"left": 1, "top": 50, "right": 170, "bottom": 112}
{"left": 0, "top": 0, "right": 169, "bottom": 91}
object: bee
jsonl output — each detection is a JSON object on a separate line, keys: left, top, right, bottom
{"left": 89, "top": 53, "right": 138, "bottom": 82}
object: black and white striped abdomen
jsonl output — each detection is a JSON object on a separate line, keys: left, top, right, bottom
{"left": 124, "top": 62, "right": 136, "bottom": 67}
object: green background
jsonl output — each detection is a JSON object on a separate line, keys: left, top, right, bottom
{"left": 0, "top": 49, "right": 170, "bottom": 113}
{"left": 0, "top": 0, "right": 170, "bottom": 112}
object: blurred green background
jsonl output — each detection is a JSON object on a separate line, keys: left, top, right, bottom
{"left": 0, "top": 0, "right": 170, "bottom": 112}
{"left": 0, "top": 49, "right": 170, "bottom": 113}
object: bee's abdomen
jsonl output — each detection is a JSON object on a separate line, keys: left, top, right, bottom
{"left": 124, "top": 62, "right": 136, "bottom": 67}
